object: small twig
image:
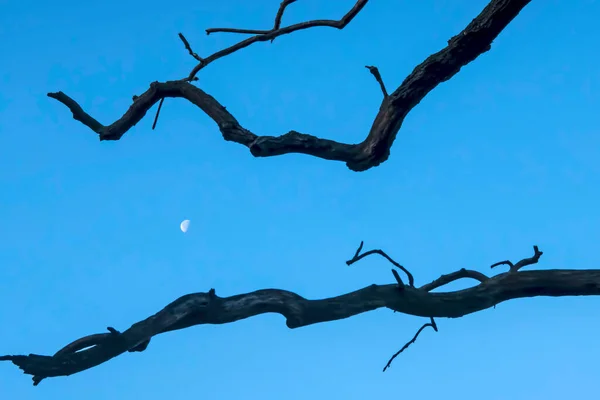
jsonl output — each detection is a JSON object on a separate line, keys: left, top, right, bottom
{"left": 185, "top": 0, "right": 369, "bottom": 81}
{"left": 178, "top": 33, "right": 204, "bottom": 62}
{"left": 271, "top": 0, "right": 298, "bottom": 42}
{"left": 490, "top": 259, "right": 514, "bottom": 269}
{"left": 365, "top": 65, "right": 388, "bottom": 98}
{"left": 274, "top": 0, "right": 298, "bottom": 30}
{"left": 206, "top": 28, "right": 271, "bottom": 35}
{"left": 391, "top": 269, "right": 405, "bottom": 291}
{"left": 490, "top": 245, "right": 543, "bottom": 273}
{"left": 383, "top": 317, "right": 438, "bottom": 372}
{"left": 420, "top": 268, "right": 489, "bottom": 292}
{"left": 205, "top": 0, "right": 298, "bottom": 38}
{"left": 152, "top": 98, "right": 165, "bottom": 130}
{"left": 346, "top": 241, "right": 415, "bottom": 287}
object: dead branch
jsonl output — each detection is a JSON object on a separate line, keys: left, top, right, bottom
{"left": 490, "top": 245, "right": 543, "bottom": 272}
{"left": 420, "top": 268, "right": 489, "bottom": 292}
{"left": 193, "top": 0, "right": 368, "bottom": 80}
{"left": 47, "top": 0, "right": 532, "bottom": 172}
{"left": 383, "top": 317, "right": 438, "bottom": 372}
{"left": 346, "top": 240, "right": 415, "bottom": 287}
{"left": 3, "top": 243, "right": 600, "bottom": 385}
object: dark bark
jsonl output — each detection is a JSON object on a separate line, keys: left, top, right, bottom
{"left": 3, "top": 244, "right": 600, "bottom": 385}
{"left": 47, "top": 0, "right": 531, "bottom": 171}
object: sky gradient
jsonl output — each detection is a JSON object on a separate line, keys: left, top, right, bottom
{"left": 1, "top": 0, "right": 599, "bottom": 398}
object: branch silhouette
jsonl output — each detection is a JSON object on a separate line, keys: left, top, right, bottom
{"left": 10, "top": 0, "right": 594, "bottom": 388}
{"left": 46, "top": 0, "right": 531, "bottom": 171}
{"left": 3, "top": 245, "right": 600, "bottom": 385}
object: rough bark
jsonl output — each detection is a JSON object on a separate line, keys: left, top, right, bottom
{"left": 3, "top": 243, "right": 600, "bottom": 385}
{"left": 46, "top": 0, "right": 531, "bottom": 171}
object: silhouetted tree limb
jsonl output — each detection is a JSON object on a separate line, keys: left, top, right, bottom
{"left": 3, "top": 245, "right": 600, "bottom": 385}
{"left": 47, "top": 0, "right": 531, "bottom": 171}
{"left": 11, "top": 0, "right": 597, "bottom": 389}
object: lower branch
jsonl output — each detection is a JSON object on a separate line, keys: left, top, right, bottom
{"left": 2, "top": 268, "right": 600, "bottom": 385}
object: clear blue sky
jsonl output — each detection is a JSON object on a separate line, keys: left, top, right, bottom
{"left": 1, "top": 0, "right": 599, "bottom": 398}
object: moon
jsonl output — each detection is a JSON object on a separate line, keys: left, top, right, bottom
{"left": 180, "top": 219, "right": 190, "bottom": 233}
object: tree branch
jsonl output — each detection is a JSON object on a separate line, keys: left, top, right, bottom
{"left": 346, "top": 240, "right": 415, "bottom": 287}
{"left": 3, "top": 251, "right": 600, "bottom": 385}
{"left": 419, "top": 268, "right": 489, "bottom": 292}
{"left": 383, "top": 317, "right": 438, "bottom": 372}
{"left": 194, "top": 0, "right": 368, "bottom": 80}
{"left": 47, "top": 0, "right": 532, "bottom": 172}
{"left": 490, "top": 245, "right": 543, "bottom": 272}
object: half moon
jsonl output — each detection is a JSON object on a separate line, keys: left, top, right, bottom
{"left": 180, "top": 219, "right": 190, "bottom": 233}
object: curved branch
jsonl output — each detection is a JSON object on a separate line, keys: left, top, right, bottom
{"left": 192, "top": 0, "right": 368, "bottom": 80}
{"left": 345, "top": 240, "right": 415, "bottom": 287}
{"left": 420, "top": 268, "right": 489, "bottom": 292}
{"left": 47, "top": 0, "right": 532, "bottom": 172}
{"left": 2, "top": 268, "right": 600, "bottom": 384}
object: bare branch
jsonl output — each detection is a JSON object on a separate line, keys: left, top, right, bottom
{"left": 48, "top": 0, "right": 532, "bottom": 172}
{"left": 3, "top": 265, "right": 600, "bottom": 385}
{"left": 346, "top": 240, "right": 415, "bottom": 287}
{"left": 196, "top": 0, "right": 368, "bottom": 80}
{"left": 205, "top": 0, "right": 298, "bottom": 37}
{"left": 365, "top": 65, "right": 388, "bottom": 98}
{"left": 491, "top": 245, "right": 543, "bottom": 273}
{"left": 420, "top": 268, "right": 489, "bottom": 292}
{"left": 151, "top": 98, "right": 165, "bottom": 130}
{"left": 383, "top": 317, "right": 438, "bottom": 372}
{"left": 273, "top": 0, "right": 298, "bottom": 31}
{"left": 177, "top": 33, "right": 203, "bottom": 63}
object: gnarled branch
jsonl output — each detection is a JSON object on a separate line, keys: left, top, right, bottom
{"left": 47, "top": 0, "right": 532, "bottom": 172}
{"left": 3, "top": 245, "right": 600, "bottom": 385}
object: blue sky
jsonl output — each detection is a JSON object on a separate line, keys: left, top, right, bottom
{"left": 1, "top": 0, "right": 599, "bottom": 398}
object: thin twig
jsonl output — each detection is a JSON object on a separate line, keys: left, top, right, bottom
{"left": 178, "top": 33, "right": 204, "bottom": 62}
{"left": 152, "top": 98, "right": 165, "bottom": 130}
{"left": 420, "top": 268, "right": 489, "bottom": 292}
{"left": 346, "top": 241, "right": 415, "bottom": 287}
{"left": 186, "top": 0, "right": 369, "bottom": 80}
{"left": 383, "top": 317, "right": 438, "bottom": 372}
{"left": 365, "top": 65, "right": 388, "bottom": 98}
{"left": 490, "top": 246, "right": 543, "bottom": 273}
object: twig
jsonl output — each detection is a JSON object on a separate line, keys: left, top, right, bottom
{"left": 365, "top": 65, "right": 388, "bottom": 98}
{"left": 391, "top": 269, "right": 405, "bottom": 290}
{"left": 383, "top": 317, "right": 438, "bottom": 372}
{"left": 205, "top": 28, "right": 271, "bottom": 35}
{"left": 205, "top": 0, "right": 297, "bottom": 39}
{"left": 178, "top": 33, "right": 204, "bottom": 62}
{"left": 151, "top": 98, "right": 165, "bottom": 130}
{"left": 420, "top": 268, "right": 489, "bottom": 292}
{"left": 346, "top": 241, "right": 415, "bottom": 287}
{"left": 187, "top": 0, "right": 369, "bottom": 80}
{"left": 490, "top": 246, "right": 543, "bottom": 273}
{"left": 274, "top": 0, "right": 298, "bottom": 31}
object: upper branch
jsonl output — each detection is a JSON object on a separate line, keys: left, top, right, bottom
{"left": 190, "top": 0, "right": 368, "bottom": 80}
{"left": 48, "top": 0, "right": 532, "bottom": 172}
{"left": 2, "top": 268, "right": 600, "bottom": 384}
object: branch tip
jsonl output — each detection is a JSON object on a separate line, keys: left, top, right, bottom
{"left": 490, "top": 245, "right": 544, "bottom": 273}
{"left": 346, "top": 242, "right": 415, "bottom": 287}
{"left": 365, "top": 65, "right": 388, "bottom": 98}
{"left": 178, "top": 33, "right": 203, "bottom": 62}
{"left": 383, "top": 318, "right": 438, "bottom": 372}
